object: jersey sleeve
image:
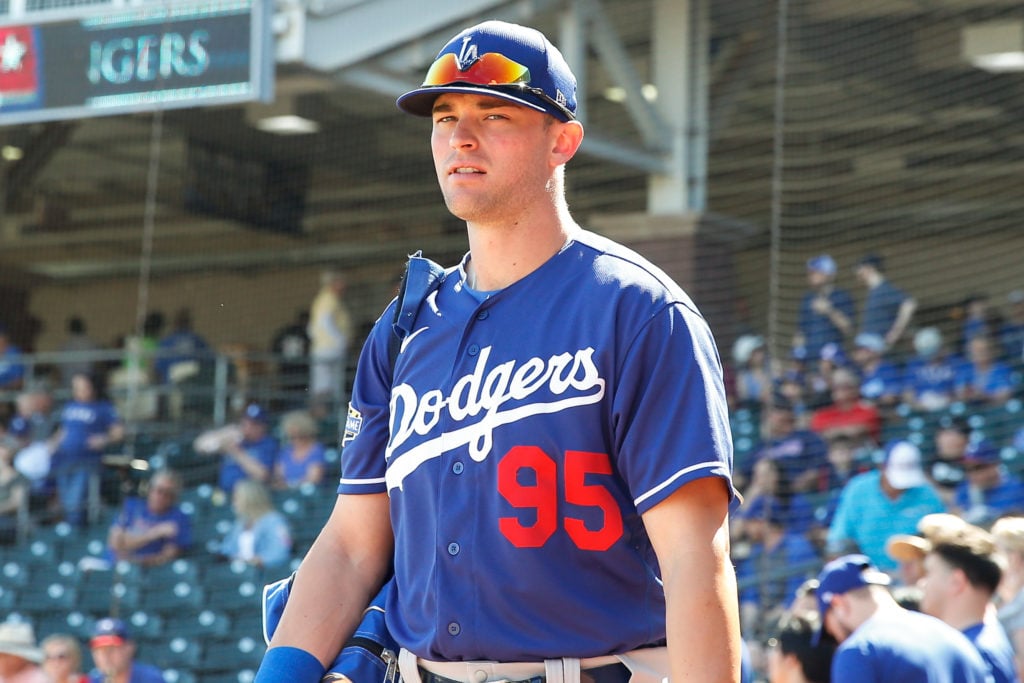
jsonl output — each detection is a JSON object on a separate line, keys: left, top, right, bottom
{"left": 337, "top": 301, "right": 398, "bottom": 495}
{"left": 611, "top": 301, "right": 735, "bottom": 514}
{"left": 831, "top": 646, "right": 881, "bottom": 683}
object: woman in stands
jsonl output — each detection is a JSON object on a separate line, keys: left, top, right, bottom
{"left": 272, "top": 410, "right": 327, "bottom": 489}
{"left": 40, "top": 633, "right": 88, "bottom": 683}
{"left": 216, "top": 479, "right": 293, "bottom": 570}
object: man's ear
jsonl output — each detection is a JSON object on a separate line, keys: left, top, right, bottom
{"left": 551, "top": 120, "right": 584, "bottom": 164}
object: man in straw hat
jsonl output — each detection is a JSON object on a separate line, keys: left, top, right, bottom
{"left": 0, "top": 620, "right": 48, "bottom": 683}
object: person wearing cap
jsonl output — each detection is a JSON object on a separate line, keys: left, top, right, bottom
{"left": 826, "top": 440, "right": 945, "bottom": 572}
{"left": 851, "top": 332, "right": 903, "bottom": 409}
{"left": 0, "top": 620, "right": 48, "bottom": 682}
{"left": 816, "top": 553, "right": 988, "bottom": 682}
{"left": 740, "top": 391, "right": 828, "bottom": 495}
{"left": 854, "top": 253, "right": 917, "bottom": 350}
{"left": 106, "top": 467, "right": 191, "bottom": 567}
{"left": 955, "top": 335, "right": 1017, "bottom": 406}
{"left": 732, "top": 334, "right": 771, "bottom": 410}
{"left": 765, "top": 612, "right": 837, "bottom": 683}
{"left": 256, "top": 19, "right": 738, "bottom": 683}
{"left": 795, "top": 254, "right": 855, "bottom": 364}
{"left": 198, "top": 403, "right": 278, "bottom": 497}
{"left": 902, "top": 327, "right": 961, "bottom": 413}
{"left": 886, "top": 512, "right": 970, "bottom": 588}
{"left": 953, "top": 439, "right": 1024, "bottom": 526}
{"left": 87, "top": 618, "right": 162, "bottom": 683}
{"left": 918, "top": 524, "right": 1018, "bottom": 683}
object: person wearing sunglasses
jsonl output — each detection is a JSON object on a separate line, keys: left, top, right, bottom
{"left": 40, "top": 634, "right": 88, "bottom": 683}
{"left": 256, "top": 20, "right": 738, "bottom": 683}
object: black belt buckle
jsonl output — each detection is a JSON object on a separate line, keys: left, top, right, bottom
{"left": 417, "top": 662, "right": 630, "bottom": 683}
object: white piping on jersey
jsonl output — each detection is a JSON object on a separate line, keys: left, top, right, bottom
{"left": 339, "top": 475, "right": 387, "bottom": 486}
{"left": 633, "top": 461, "right": 724, "bottom": 509}
{"left": 385, "top": 345, "right": 605, "bottom": 490}
{"left": 400, "top": 326, "right": 430, "bottom": 354}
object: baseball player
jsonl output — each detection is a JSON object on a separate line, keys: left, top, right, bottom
{"left": 256, "top": 19, "right": 738, "bottom": 683}
{"left": 816, "top": 554, "right": 989, "bottom": 682}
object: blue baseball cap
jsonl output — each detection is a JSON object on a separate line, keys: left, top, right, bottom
{"left": 814, "top": 554, "right": 890, "bottom": 643}
{"left": 243, "top": 403, "right": 270, "bottom": 425}
{"left": 964, "top": 438, "right": 1000, "bottom": 466}
{"left": 807, "top": 254, "right": 837, "bottom": 276}
{"left": 397, "top": 20, "right": 577, "bottom": 122}
{"left": 90, "top": 617, "right": 129, "bottom": 648}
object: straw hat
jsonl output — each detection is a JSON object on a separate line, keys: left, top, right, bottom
{"left": 0, "top": 621, "right": 43, "bottom": 663}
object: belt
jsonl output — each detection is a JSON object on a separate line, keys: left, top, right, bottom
{"left": 417, "top": 662, "right": 631, "bottom": 683}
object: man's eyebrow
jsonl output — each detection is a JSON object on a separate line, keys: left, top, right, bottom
{"left": 432, "top": 98, "right": 519, "bottom": 115}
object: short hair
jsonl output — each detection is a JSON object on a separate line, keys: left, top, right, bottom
{"left": 232, "top": 479, "right": 275, "bottom": 522}
{"left": 280, "top": 410, "right": 319, "bottom": 439}
{"left": 773, "top": 613, "right": 836, "bottom": 683}
{"left": 150, "top": 468, "right": 183, "bottom": 494}
{"left": 992, "top": 516, "right": 1024, "bottom": 556}
{"left": 41, "top": 633, "right": 83, "bottom": 671}
{"left": 929, "top": 526, "right": 1003, "bottom": 594}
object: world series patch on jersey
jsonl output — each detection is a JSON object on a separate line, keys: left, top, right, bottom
{"left": 339, "top": 229, "right": 734, "bottom": 662}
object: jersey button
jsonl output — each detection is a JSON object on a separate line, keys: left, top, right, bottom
{"left": 476, "top": 310, "right": 489, "bottom": 321}
{"left": 447, "top": 622, "right": 461, "bottom": 636}
{"left": 447, "top": 542, "right": 460, "bottom": 556}
{"left": 452, "top": 461, "right": 464, "bottom": 475}
{"left": 468, "top": 344, "right": 480, "bottom": 356}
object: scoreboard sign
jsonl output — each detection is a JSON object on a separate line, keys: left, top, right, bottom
{"left": 0, "top": 0, "right": 273, "bottom": 125}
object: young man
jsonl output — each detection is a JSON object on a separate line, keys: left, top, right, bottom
{"left": 767, "top": 613, "right": 836, "bottom": 683}
{"left": 817, "top": 554, "right": 989, "bottom": 682}
{"left": 256, "top": 19, "right": 738, "bottom": 683}
{"left": 919, "top": 526, "right": 1019, "bottom": 683}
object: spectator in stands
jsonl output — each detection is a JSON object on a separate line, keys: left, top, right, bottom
{"left": 919, "top": 524, "right": 1018, "bottom": 683}
{"left": 308, "top": 269, "right": 354, "bottom": 417}
{"left": 809, "top": 367, "right": 882, "bottom": 447}
{"left": 154, "top": 307, "right": 209, "bottom": 386}
{"left": 49, "top": 372, "right": 123, "bottom": 527}
{"left": 270, "top": 309, "right": 311, "bottom": 407}
{"left": 805, "top": 343, "right": 847, "bottom": 411}
{"left": 886, "top": 512, "right": 969, "bottom": 588}
{"left": 1000, "top": 290, "right": 1024, "bottom": 369}
{"left": 216, "top": 479, "right": 292, "bottom": 571}
{"left": 0, "top": 325, "right": 25, "bottom": 392}
{"left": 903, "top": 326, "right": 962, "bottom": 413}
{"left": 766, "top": 612, "right": 837, "bottom": 683}
{"left": 776, "top": 369, "right": 812, "bottom": 426}
{"left": 58, "top": 316, "right": 99, "bottom": 390}
{"left": 990, "top": 515, "right": 1024, "bottom": 680}
{"left": 816, "top": 553, "right": 989, "bottom": 683}
{"left": 106, "top": 468, "right": 191, "bottom": 567}
{"left": 733, "top": 334, "right": 772, "bottom": 409}
{"left": 960, "top": 294, "right": 1001, "bottom": 356}
{"left": 854, "top": 253, "right": 917, "bottom": 350}
{"left": 195, "top": 403, "right": 277, "bottom": 497}
{"left": 795, "top": 254, "right": 855, "bottom": 363}
{"left": 87, "top": 617, "right": 163, "bottom": 683}
{"left": 8, "top": 386, "right": 57, "bottom": 512}
{"left": 928, "top": 414, "right": 972, "bottom": 501}
{"left": 953, "top": 438, "right": 1024, "bottom": 526}
{"left": 0, "top": 436, "right": 29, "bottom": 545}
{"left": 826, "top": 440, "right": 945, "bottom": 571}
{"left": 851, "top": 332, "right": 903, "bottom": 410}
{"left": 40, "top": 633, "right": 88, "bottom": 683}
{"left": 0, "top": 620, "right": 48, "bottom": 683}
{"left": 736, "top": 497, "right": 820, "bottom": 642}
{"left": 273, "top": 410, "right": 327, "bottom": 489}
{"left": 740, "top": 392, "right": 828, "bottom": 496}
{"left": 956, "top": 335, "right": 1016, "bottom": 406}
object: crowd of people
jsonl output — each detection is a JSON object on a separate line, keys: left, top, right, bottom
{"left": 730, "top": 253, "right": 1024, "bottom": 681}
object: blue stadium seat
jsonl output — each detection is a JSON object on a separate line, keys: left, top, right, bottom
{"left": 205, "top": 578, "right": 261, "bottom": 615}
{"left": 165, "top": 609, "right": 232, "bottom": 639}
{"left": 199, "top": 635, "right": 265, "bottom": 676}
{"left": 139, "top": 581, "right": 205, "bottom": 615}
{"left": 161, "top": 669, "right": 198, "bottom": 683}
{"left": 140, "top": 635, "right": 203, "bottom": 670}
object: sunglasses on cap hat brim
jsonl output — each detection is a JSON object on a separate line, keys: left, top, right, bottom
{"left": 401, "top": 51, "right": 575, "bottom": 122}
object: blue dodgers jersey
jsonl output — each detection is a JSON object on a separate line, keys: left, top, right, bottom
{"left": 340, "top": 230, "right": 734, "bottom": 662}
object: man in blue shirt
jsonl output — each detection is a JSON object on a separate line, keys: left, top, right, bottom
{"left": 855, "top": 253, "right": 917, "bottom": 350}
{"left": 796, "top": 254, "right": 856, "bottom": 362}
{"left": 954, "top": 439, "right": 1024, "bottom": 526}
{"left": 919, "top": 525, "right": 1019, "bottom": 683}
{"left": 817, "top": 554, "right": 990, "bottom": 682}
{"left": 211, "top": 403, "right": 278, "bottom": 496}
{"left": 827, "top": 440, "right": 945, "bottom": 571}
{"left": 106, "top": 468, "right": 192, "bottom": 567}
{"left": 88, "top": 618, "right": 164, "bottom": 683}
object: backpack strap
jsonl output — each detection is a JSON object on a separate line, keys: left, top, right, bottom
{"left": 389, "top": 251, "right": 447, "bottom": 377}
